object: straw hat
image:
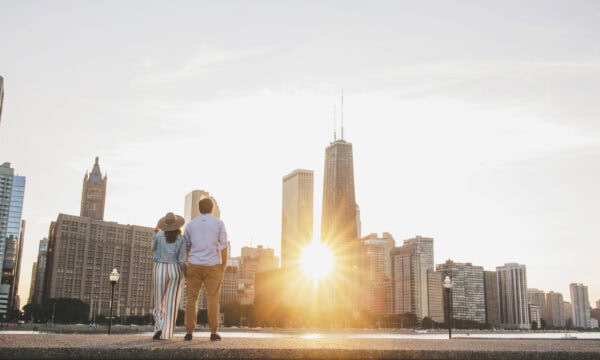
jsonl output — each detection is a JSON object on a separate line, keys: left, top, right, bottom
{"left": 157, "top": 212, "right": 185, "bottom": 231}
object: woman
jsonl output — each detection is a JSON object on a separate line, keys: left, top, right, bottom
{"left": 151, "top": 212, "right": 186, "bottom": 340}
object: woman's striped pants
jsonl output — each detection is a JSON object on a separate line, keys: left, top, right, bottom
{"left": 152, "top": 262, "right": 183, "bottom": 339}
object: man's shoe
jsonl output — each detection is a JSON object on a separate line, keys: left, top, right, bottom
{"left": 153, "top": 330, "right": 162, "bottom": 340}
{"left": 184, "top": 333, "right": 193, "bottom": 341}
{"left": 210, "top": 333, "right": 221, "bottom": 341}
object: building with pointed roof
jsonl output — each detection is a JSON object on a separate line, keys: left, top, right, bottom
{"left": 80, "top": 157, "right": 107, "bottom": 220}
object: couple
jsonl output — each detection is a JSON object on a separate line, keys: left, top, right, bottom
{"left": 151, "top": 198, "right": 228, "bottom": 341}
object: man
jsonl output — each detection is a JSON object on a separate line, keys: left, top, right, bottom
{"left": 183, "top": 198, "right": 228, "bottom": 341}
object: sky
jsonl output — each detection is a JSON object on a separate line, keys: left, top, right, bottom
{"left": 1, "top": 1, "right": 599, "bottom": 309}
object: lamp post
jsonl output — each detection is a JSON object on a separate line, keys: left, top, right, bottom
{"left": 443, "top": 275, "right": 453, "bottom": 340}
{"left": 108, "top": 268, "right": 120, "bottom": 335}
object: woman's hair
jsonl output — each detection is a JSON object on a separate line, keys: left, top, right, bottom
{"left": 164, "top": 229, "right": 181, "bottom": 243}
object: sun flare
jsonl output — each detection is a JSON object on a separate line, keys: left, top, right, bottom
{"left": 301, "top": 241, "right": 334, "bottom": 284}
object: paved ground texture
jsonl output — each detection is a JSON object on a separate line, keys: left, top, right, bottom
{"left": 0, "top": 333, "right": 599, "bottom": 359}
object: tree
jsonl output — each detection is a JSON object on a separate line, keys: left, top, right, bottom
{"left": 23, "top": 303, "right": 45, "bottom": 323}
{"left": 44, "top": 298, "right": 89, "bottom": 324}
{"left": 421, "top": 317, "right": 433, "bottom": 329}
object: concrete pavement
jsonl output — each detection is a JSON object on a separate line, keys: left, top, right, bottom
{"left": 1, "top": 333, "right": 600, "bottom": 359}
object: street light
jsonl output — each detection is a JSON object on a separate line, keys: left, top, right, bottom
{"left": 443, "top": 275, "right": 453, "bottom": 339}
{"left": 108, "top": 268, "right": 120, "bottom": 335}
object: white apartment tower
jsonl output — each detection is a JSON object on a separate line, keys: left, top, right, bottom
{"left": 570, "top": 283, "right": 592, "bottom": 329}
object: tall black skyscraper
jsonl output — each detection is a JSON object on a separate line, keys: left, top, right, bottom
{"left": 320, "top": 118, "right": 361, "bottom": 310}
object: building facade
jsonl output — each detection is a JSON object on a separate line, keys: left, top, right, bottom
{"left": 0, "top": 162, "right": 26, "bottom": 318}
{"left": 427, "top": 270, "right": 444, "bottom": 322}
{"left": 527, "top": 288, "right": 547, "bottom": 325}
{"left": 360, "top": 232, "right": 395, "bottom": 315}
{"left": 281, "top": 169, "right": 313, "bottom": 270}
{"left": 546, "top": 291, "right": 565, "bottom": 328}
{"left": 570, "top": 283, "right": 592, "bottom": 328}
{"left": 44, "top": 214, "right": 155, "bottom": 318}
{"left": 320, "top": 136, "right": 360, "bottom": 310}
{"left": 30, "top": 238, "right": 49, "bottom": 305}
{"left": 496, "top": 263, "right": 529, "bottom": 329}
{"left": 80, "top": 157, "right": 107, "bottom": 220}
{"left": 391, "top": 237, "right": 434, "bottom": 321}
{"left": 483, "top": 271, "right": 500, "bottom": 326}
{"left": 436, "top": 260, "right": 486, "bottom": 324}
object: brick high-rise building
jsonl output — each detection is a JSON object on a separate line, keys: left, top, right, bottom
{"left": 44, "top": 159, "right": 155, "bottom": 318}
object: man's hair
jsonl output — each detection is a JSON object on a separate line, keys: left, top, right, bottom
{"left": 198, "top": 198, "right": 214, "bottom": 214}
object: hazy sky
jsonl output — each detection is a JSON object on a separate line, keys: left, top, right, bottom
{"left": 1, "top": 1, "right": 599, "bottom": 308}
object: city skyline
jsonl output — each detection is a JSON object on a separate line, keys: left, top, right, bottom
{"left": 1, "top": 2, "right": 599, "bottom": 307}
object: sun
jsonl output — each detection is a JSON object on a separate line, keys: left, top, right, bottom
{"left": 300, "top": 241, "right": 334, "bottom": 284}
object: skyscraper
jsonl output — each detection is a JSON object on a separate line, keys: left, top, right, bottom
{"left": 496, "top": 263, "right": 530, "bottom": 329}
{"left": 436, "top": 259, "right": 486, "bottom": 324}
{"left": 320, "top": 130, "right": 360, "bottom": 309}
{"left": 0, "top": 162, "right": 26, "bottom": 317}
{"left": 527, "top": 288, "right": 547, "bottom": 325}
{"left": 546, "top": 291, "right": 565, "bottom": 328}
{"left": 391, "top": 236, "right": 434, "bottom": 320}
{"left": 361, "top": 232, "right": 395, "bottom": 315}
{"left": 80, "top": 157, "right": 107, "bottom": 220}
{"left": 44, "top": 159, "right": 155, "bottom": 318}
{"left": 281, "top": 169, "right": 314, "bottom": 270}
{"left": 30, "top": 238, "right": 48, "bottom": 305}
{"left": 484, "top": 271, "right": 500, "bottom": 326}
{"left": 570, "top": 283, "right": 592, "bottom": 328}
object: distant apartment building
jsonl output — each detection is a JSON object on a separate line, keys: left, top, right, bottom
{"left": 436, "top": 260, "right": 486, "bottom": 324}
{"left": 546, "top": 291, "right": 565, "bottom": 328}
{"left": 30, "top": 238, "right": 49, "bottom": 305}
{"left": 564, "top": 301, "right": 573, "bottom": 327}
{"left": 361, "top": 232, "right": 395, "bottom": 315}
{"left": 281, "top": 169, "right": 313, "bottom": 270}
{"left": 427, "top": 270, "right": 444, "bottom": 322}
{"left": 43, "top": 158, "right": 155, "bottom": 318}
{"left": 570, "top": 283, "right": 592, "bottom": 328}
{"left": 391, "top": 236, "right": 434, "bottom": 320}
{"left": 483, "top": 271, "right": 500, "bottom": 327}
{"left": 496, "top": 263, "right": 530, "bottom": 329}
{"left": 0, "top": 162, "right": 26, "bottom": 317}
{"left": 236, "top": 245, "right": 278, "bottom": 306}
{"left": 527, "top": 288, "right": 547, "bottom": 324}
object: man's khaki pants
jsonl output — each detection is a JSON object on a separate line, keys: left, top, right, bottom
{"left": 184, "top": 264, "right": 224, "bottom": 334}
